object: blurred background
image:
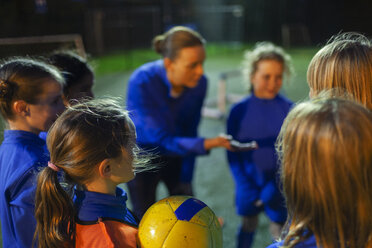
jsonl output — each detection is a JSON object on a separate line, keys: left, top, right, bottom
{"left": 0, "top": 0, "right": 371, "bottom": 247}
{"left": 0, "top": 0, "right": 371, "bottom": 55}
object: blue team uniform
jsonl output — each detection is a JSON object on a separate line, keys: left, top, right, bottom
{"left": 75, "top": 187, "right": 138, "bottom": 224}
{"left": 227, "top": 94, "right": 292, "bottom": 223}
{"left": 267, "top": 235, "right": 317, "bottom": 248}
{"left": 38, "top": 131, "right": 50, "bottom": 156}
{"left": 126, "top": 59, "right": 207, "bottom": 159}
{"left": 126, "top": 60, "right": 207, "bottom": 217}
{"left": 0, "top": 130, "right": 49, "bottom": 247}
{"left": 74, "top": 187, "right": 139, "bottom": 247}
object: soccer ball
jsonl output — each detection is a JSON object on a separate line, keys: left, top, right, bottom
{"left": 138, "top": 195, "right": 222, "bottom": 248}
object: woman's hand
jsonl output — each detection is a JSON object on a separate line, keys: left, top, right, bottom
{"left": 204, "top": 134, "right": 233, "bottom": 151}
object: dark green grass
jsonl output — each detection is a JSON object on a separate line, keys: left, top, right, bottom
{"left": 0, "top": 44, "right": 316, "bottom": 248}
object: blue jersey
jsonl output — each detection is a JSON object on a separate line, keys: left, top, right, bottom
{"left": 0, "top": 130, "right": 49, "bottom": 247}
{"left": 227, "top": 94, "right": 292, "bottom": 219}
{"left": 38, "top": 131, "right": 50, "bottom": 156}
{"left": 267, "top": 235, "right": 317, "bottom": 247}
{"left": 126, "top": 59, "right": 208, "bottom": 182}
{"left": 74, "top": 188, "right": 138, "bottom": 248}
{"left": 74, "top": 187, "right": 138, "bottom": 225}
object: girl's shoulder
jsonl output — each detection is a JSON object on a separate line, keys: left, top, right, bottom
{"left": 231, "top": 95, "right": 251, "bottom": 108}
{"left": 0, "top": 130, "right": 47, "bottom": 168}
{"left": 276, "top": 94, "right": 294, "bottom": 106}
{"left": 229, "top": 95, "right": 253, "bottom": 115}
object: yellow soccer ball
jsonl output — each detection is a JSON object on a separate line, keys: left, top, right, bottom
{"left": 138, "top": 195, "right": 222, "bottom": 248}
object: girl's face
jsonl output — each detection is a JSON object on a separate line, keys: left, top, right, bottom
{"left": 64, "top": 72, "right": 94, "bottom": 105}
{"left": 165, "top": 45, "right": 205, "bottom": 90}
{"left": 26, "top": 79, "right": 64, "bottom": 134}
{"left": 110, "top": 148, "right": 135, "bottom": 184}
{"left": 251, "top": 59, "right": 283, "bottom": 99}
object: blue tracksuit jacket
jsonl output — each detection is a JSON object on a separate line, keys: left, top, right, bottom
{"left": 0, "top": 130, "right": 48, "bottom": 248}
{"left": 126, "top": 59, "right": 208, "bottom": 182}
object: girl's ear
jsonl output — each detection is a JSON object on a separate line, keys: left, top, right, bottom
{"left": 98, "top": 159, "right": 112, "bottom": 178}
{"left": 12, "top": 100, "right": 29, "bottom": 116}
{"left": 164, "top": 57, "right": 173, "bottom": 71}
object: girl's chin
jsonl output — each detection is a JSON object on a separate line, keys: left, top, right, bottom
{"left": 186, "top": 81, "right": 199, "bottom": 88}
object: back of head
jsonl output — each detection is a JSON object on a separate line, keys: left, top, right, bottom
{"left": 48, "top": 51, "right": 93, "bottom": 99}
{"left": 35, "top": 98, "right": 147, "bottom": 248}
{"left": 0, "top": 57, "right": 64, "bottom": 120}
{"left": 242, "top": 41, "right": 293, "bottom": 91}
{"left": 47, "top": 98, "right": 136, "bottom": 179}
{"left": 277, "top": 97, "right": 372, "bottom": 248}
{"left": 152, "top": 26, "right": 205, "bottom": 60}
{"left": 307, "top": 32, "right": 372, "bottom": 110}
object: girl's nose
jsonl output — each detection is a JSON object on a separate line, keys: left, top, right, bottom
{"left": 196, "top": 64, "right": 204, "bottom": 76}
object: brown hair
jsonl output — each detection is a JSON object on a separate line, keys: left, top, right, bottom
{"left": 34, "top": 98, "right": 149, "bottom": 248}
{"left": 152, "top": 26, "right": 205, "bottom": 60}
{"left": 276, "top": 97, "right": 372, "bottom": 248}
{"left": 307, "top": 32, "right": 372, "bottom": 110}
{"left": 0, "top": 57, "right": 64, "bottom": 120}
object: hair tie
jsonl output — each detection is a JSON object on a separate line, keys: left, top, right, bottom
{"left": 0, "top": 79, "right": 14, "bottom": 100}
{"left": 48, "top": 161, "right": 60, "bottom": 172}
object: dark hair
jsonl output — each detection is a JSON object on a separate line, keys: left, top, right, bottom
{"left": 48, "top": 51, "right": 94, "bottom": 99}
{"left": 34, "top": 98, "right": 149, "bottom": 248}
{"left": 0, "top": 58, "right": 64, "bottom": 120}
{"left": 152, "top": 26, "right": 205, "bottom": 60}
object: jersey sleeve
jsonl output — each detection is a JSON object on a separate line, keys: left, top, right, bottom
{"left": 8, "top": 167, "right": 38, "bottom": 247}
{"left": 226, "top": 104, "right": 252, "bottom": 185}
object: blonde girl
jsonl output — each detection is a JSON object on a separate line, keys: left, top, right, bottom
{"left": 307, "top": 32, "right": 372, "bottom": 109}
{"left": 268, "top": 97, "right": 372, "bottom": 248}
{"left": 35, "top": 99, "right": 148, "bottom": 248}
{"left": 227, "top": 42, "right": 293, "bottom": 248}
{"left": 0, "top": 58, "right": 65, "bottom": 247}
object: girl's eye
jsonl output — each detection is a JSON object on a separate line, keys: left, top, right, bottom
{"left": 188, "top": 63, "right": 197, "bottom": 69}
{"left": 263, "top": 75, "right": 270, "bottom": 80}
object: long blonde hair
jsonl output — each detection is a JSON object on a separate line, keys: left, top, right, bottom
{"left": 34, "top": 98, "right": 149, "bottom": 248}
{"left": 307, "top": 32, "right": 372, "bottom": 110}
{"left": 276, "top": 97, "right": 372, "bottom": 248}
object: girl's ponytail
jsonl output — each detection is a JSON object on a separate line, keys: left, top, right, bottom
{"left": 34, "top": 98, "right": 151, "bottom": 247}
{"left": 34, "top": 166, "right": 75, "bottom": 248}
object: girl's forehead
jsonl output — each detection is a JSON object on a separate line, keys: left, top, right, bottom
{"left": 40, "top": 79, "right": 62, "bottom": 95}
{"left": 257, "top": 58, "right": 283, "bottom": 65}
{"left": 255, "top": 59, "right": 283, "bottom": 71}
